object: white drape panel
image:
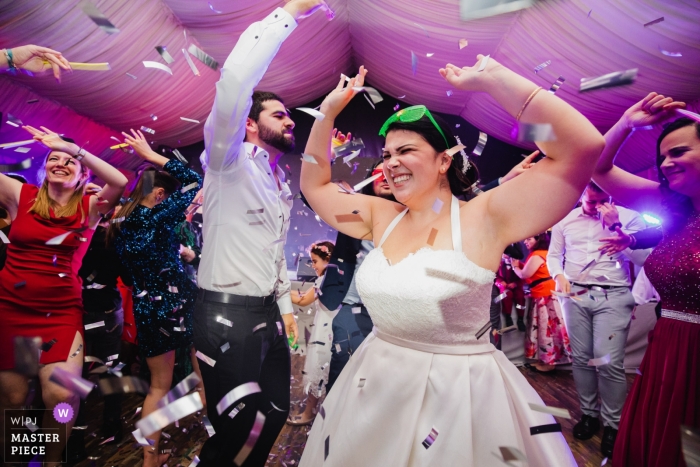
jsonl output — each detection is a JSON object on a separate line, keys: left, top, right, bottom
{"left": 1, "top": 0, "right": 698, "bottom": 173}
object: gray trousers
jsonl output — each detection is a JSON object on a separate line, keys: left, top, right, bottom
{"left": 560, "top": 284, "right": 635, "bottom": 429}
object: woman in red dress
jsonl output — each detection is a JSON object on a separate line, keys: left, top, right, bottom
{"left": 0, "top": 126, "right": 127, "bottom": 465}
{"left": 593, "top": 93, "right": 698, "bottom": 465}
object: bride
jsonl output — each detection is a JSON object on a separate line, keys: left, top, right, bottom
{"left": 298, "top": 57, "right": 604, "bottom": 466}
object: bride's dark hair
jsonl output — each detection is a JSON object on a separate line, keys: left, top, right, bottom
{"left": 384, "top": 114, "right": 480, "bottom": 197}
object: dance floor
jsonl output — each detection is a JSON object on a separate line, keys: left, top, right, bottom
{"left": 74, "top": 355, "right": 635, "bottom": 467}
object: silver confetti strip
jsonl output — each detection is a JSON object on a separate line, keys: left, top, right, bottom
{"left": 333, "top": 138, "right": 365, "bottom": 158}
{"left": 579, "top": 68, "right": 638, "bottom": 92}
{"left": 191, "top": 455, "right": 201, "bottom": 466}
{"left": 181, "top": 182, "right": 199, "bottom": 193}
{"left": 69, "top": 343, "right": 83, "bottom": 358}
{"left": 14, "top": 336, "right": 41, "bottom": 376}
{"left": 0, "top": 158, "right": 31, "bottom": 172}
{"left": 202, "top": 415, "right": 216, "bottom": 437}
{"left": 132, "top": 428, "right": 154, "bottom": 446}
{"left": 643, "top": 16, "right": 664, "bottom": 27}
{"left": 247, "top": 208, "right": 264, "bottom": 214}
{"left": 228, "top": 402, "right": 245, "bottom": 419}
{"left": 168, "top": 285, "right": 179, "bottom": 294}
{"left": 155, "top": 46, "right": 175, "bottom": 64}
{"left": 511, "top": 122, "right": 556, "bottom": 142}
{"left": 357, "top": 378, "right": 366, "bottom": 388}
{"left": 499, "top": 446, "right": 527, "bottom": 462}
{"left": 220, "top": 342, "right": 230, "bottom": 353}
{"left": 85, "top": 321, "right": 105, "bottom": 330}
{"left": 472, "top": 131, "right": 487, "bottom": 157}
{"left": 182, "top": 49, "right": 200, "bottom": 76}
{"left": 233, "top": 411, "right": 266, "bottom": 466}
{"left": 353, "top": 172, "right": 383, "bottom": 193}
{"left": 180, "top": 116, "right": 200, "bottom": 124}
{"left": 351, "top": 86, "right": 384, "bottom": 104}
{"left": 98, "top": 376, "right": 149, "bottom": 395}
{"left": 422, "top": 426, "right": 439, "bottom": 449}
{"left": 136, "top": 392, "right": 203, "bottom": 437}
{"left": 216, "top": 381, "right": 261, "bottom": 415}
{"left": 136, "top": 290, "right": 148, "bottom": 298}
{"left": 216, "top": 316, "right": 233, "bottom": 327}
{"left": 140, "top": 126, "right": 155, "bottom": 134}
{"left": 212, "top": 282, "right": 242, "bottom": 288}
{"left": 475, "top": 320, "right": 491, "bottom": 339}
{"left": 0, "top": 230, "right": 11, "bottom": 244}
{"left": 80, "top": 0, "right": 120, "bottom": 34}
{"left": 188, "top": 44, "right": 219, "bottom": 71}
{"left": 548, "top": 75, "right": 565, "bottom": 94}
{"left": 49, "top": 367, "right": 95, "bottom": 399}
{"left": 126, "top": 72, "right": 137, "bottom": 79}
{"left": 493, "top": 290, "right": 510, "bottom": 303}
{"left": 252, "top": 322, "right": 267, "bottom": 333}
{"left": 477, "top": 55, "right": 490, "bottom": 72}
{"left": 277, "top": 322, "right": 283, "bottom": 336}
{"left": 681, "top": 425, "right": 700, "bottom": 467}
{"left": 25, "top": 420, "right": 39, "bottom": 433}
{"left": 172, "top": 149, "right": 188, "bottom": 164}
{"left": 587, "top": 354, "right": 611, "bottom": 366}
{"left": 498, "top": 324, "right": 517, "bottom": 335}
{"left": 534, "top": 60, "right": 551, "bottom": 73}
{"left": 157, "top": 372, "right": 201, "bottom": 408}
{"left": 159, "top": 327, "right": 170, "bottom": 336}
{"left": 528, "top": 402, "right": 571, "bottom": 419}
{"left": 296, "top": 108, "right": 326, "bottom": 121}
{"left": 196, "top": 350, "right": 216, "bottom": 367}
{"left": 142, "top": 61, "right": 172, "bottom": 75}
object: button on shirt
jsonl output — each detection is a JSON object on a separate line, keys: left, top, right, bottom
{"left": 198, "top": 7, "right": 297, "bottom": 314}
{"left": 547, "top": 206, "right": 650, "bottom": 287}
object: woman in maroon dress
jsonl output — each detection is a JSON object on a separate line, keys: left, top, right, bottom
{"left": 593, "top": 93, "right": 698, "bottom": 466}
{"left": 0, "top": 126, "right": 127, "bottom": 465}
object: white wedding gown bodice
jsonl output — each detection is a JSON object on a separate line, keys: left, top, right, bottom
{"left": 299, "top": 196, "right": 576, "bottom": 467}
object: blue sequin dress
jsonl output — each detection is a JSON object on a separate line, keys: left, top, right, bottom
{"left": 114, "top": 160, "right": 201, "bottom": 357}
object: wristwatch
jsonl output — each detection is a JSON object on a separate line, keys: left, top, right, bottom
{"left": 73, "top": 147, "right": 87, "bottom": 161}
{"left": 608, "top": 222, "right": 622, "bottom": 232}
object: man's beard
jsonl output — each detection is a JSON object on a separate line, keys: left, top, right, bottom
{"left": 259, "top": 123, "right": 295, "bottom": 153}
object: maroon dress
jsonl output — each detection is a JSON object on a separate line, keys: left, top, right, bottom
{"left": 614, "top": 211, "right": 700, "bottom": 467}
{"left": 0, "top": 184, "right": 94, "bottom": 370}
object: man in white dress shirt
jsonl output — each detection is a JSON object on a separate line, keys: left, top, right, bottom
{"left": 194, "top": 1, "right": 332, "bottom": 465}
{"left": 547, "top": 181, "right": 649, "bottom": 458}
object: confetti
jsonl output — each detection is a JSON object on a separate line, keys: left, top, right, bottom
{"left": 295, "top": 107, "right": 325, "bottom": 120}
{"left": 422, "top": 426, "right": 439, "bottom": 449}
{"left": 534, "top": 60, "right": 551, "bottom": 73}
{"left": 431, "top": 198, "right": 444, "bottom": 214}
{"left": 472, "top": 131, "right": 487, "bottom": 157}
{"left": 69, "top": 343, "right": 83, "bottom": 358}
{"left": 357, "top": 378, "right": 366, "bottom": 388}
{"left": 85, "top": 320, "right": 105, "bottom": 330}
{"left": 681, "top": 425, "right": 700, "bottom": 466}
{"left": 136, "top": 392, "right": 203, "bottom": 437}
{"left": 325, "top": 435, "right": 330, "bottom": 460}
{"left": 14, "top": 280, "right": 26, "bottom": 288}
{"left": 530, "top": 423, "right": 562, "bottom": 435}
{"left": 446, "top": 90, "right": 453, "bottom": 97}
{"left": 196, "top": 350, "right": 216, "bottom": 367}
{"left": 80, "top": 0, "right": 120, "bottom": 34}
{"left": 393, "top": 103, "right": 400, "bottom": 111}
{"left": 353, "top": 172, "right": 383, "bottom": 192}
{"left": 126, "top": 72, "right": 137, "bottom": 79}
{"left": 131, "top": 428, "right": 154, "bottom": 446}
{"left": 182, "top": 48, "right": 200, "bottom": 76}
{"left": 188, "top": 44, "right": 219, "bottom": 71}
{"left": 475, "top": 320, "right": 491, "bottom": 339}
{"left": 0, "top": 230, "right": 9, "bottom": 244}
{"left": 499, "top": 446, "right": 527, "bottom": 462}
{"left": 142, "top": 61, "right": 172, "bottom": 75}
{"left": 551, "top": 289, "right": 587, "bottom": 298}
{"left": 445, "top": 144, "right": 466, "bottom": 158}
{"left": 659, "top": 48, "right": 682, "bottom": 57}
{"left": 220, "top": 342, "right": 230, "bottom": 353}
{"left": 49, "top": 367, "right": 95, "bottom": 399}
{"left": 157, "top": 372, "right": 201, "bottom": 408}
{"left": 426, "top": 228, "right": 438, "bottom": 246}
{"left": 411, "top": 51, "right": 418, "bottom": 76}
{"left": 228, "top": 402, "right": 245, "bottom": 419}
{"left": 68, "top": 62, "right": 111, "bottom": 71}
{"left": 234, "top": 411, "right": 266, "bottom": 466}
{"left": 14, "top": 336, "right": 41, "bottom": 376}
{"left": 216, "top": 382, "right": 261, "bottom": 416}
{"left": 334, "top": 213, "right": 363, "bottom": 223}
{"left": 413, "top": 22, "right": 429, "bottom": 37}
{"left": 247, "top": 208, "right": 264, "bottom": 214}
{"left": 41, "top": 338, "right": 57, "bottom": 352}
{"left": 352, "top": 86, "right": 383, "bottom": 104}
{"left": 25, "top": 420, "right": 39, "bottom": 433}
{"left": 208, "top": 2, "right": 222, "bottom": 13}
{"left": 343, "top": 150, "right": 361, "bottom": 166}
{"left": 498, "top": 324, "right": 517, "bottom": 334}
{"left": 140, "top": 125, "right": 155, "bottom": 134}
{"left": 27, "top": 99, "right": 39, "bottom": 104}
{"left": 109, "top": 143, "right": 129, "bottom": 150}
{"left": 588, "top": 354, "right": 611, "bottom": 366}
{"left": 216, "top": 316, "right": 233, "bottom": 327}
{"left": 181, "top": 182, "right": 199, "bottom": 193}
{"left": 579, "top": 69, "right": 638, "bottom": 92}
{"left": 643, "top": 16, "right": 664, "bottom": 27}
{"left": 351, "top": 307, "right": 362, "bottom": 315}
{"left": 98, "top": 376, "right": 149, "bottom": 395}
{"left": 548, "top": 75, "right": 566, "bottom": 94}
{"left": 0, "top": 158, "right": 31, "bottom": 172}
{"left": 333, "top": 138, "right": 365, "bottom": 158}
{"left": 528, "top": 403, "right": 571, "bottom": 419}
{"left": 0, "top": 139, "right": 34, "bottom": 149}
{"left": 511, "top": 122, "right": 556, "bottom": 142}
{"left": 676, "top": 109, "right": 700, "bottom": 123}
{"left": 477, "top": 55, "right": 490, "bottom": 72}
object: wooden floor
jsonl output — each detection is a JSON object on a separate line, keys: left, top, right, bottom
{"left": 74, "top": 356, "right": 635, "bottom": 467}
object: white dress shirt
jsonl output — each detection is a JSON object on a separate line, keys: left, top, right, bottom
{"left": 198, "top": 7, "right": 298, "bottom": 315}
{"left": 547, "top": 206, "right": 650, "bottom": 287}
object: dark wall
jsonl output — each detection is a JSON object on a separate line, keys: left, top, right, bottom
{"left": 174, "top": 83, "right": 530, "bottom": 271}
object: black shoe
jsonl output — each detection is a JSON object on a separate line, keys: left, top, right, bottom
{"left": 573, "top": 414, "right": 600, "bottom": 440}
{"left": 601, "top": 426, "right": 618, "bottom": 457}
{"left": 517, "top": 317, "right": 526, "bottom": 332}
{"left": 504, "top": 314, "right": 514, "bottom": 327}
{"left": 101, "top": 418, "right": 123, "bottom": 444}
{"left": 64, "top": 431, "right": 87, "bottom": 465}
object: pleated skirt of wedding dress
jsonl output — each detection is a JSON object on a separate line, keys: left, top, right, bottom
{"left": 299, "top": 330, "right": 577, "bottom": 467}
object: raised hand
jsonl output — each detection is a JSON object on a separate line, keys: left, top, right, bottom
{"left": 598, "top": 227, "right": 633, "bottom": 256}
{"left": 319, "top": 66, "right": 367, "bottom": 120}
{"left": 439, "top": 54, "right": 502, "bottom": 93}
{"left": 622, "top": 92, "right": 686, "bottom": 129}
{"left": 23, "top": 125, "right": 77, "bottom": 154}
{"left": 597, "top": 202, "right": 620, "bottom": 228}
{"left": 283, "top": 0, "right": 334, "bottom": 20}
{"left": 501, "top": 150, "right": 539, "bottom": 184}
{"left": 122, "top": 129, "right": 154, "bottom": 160}
{"left": 9, "top": 45, "right": 71, "bottom": 82}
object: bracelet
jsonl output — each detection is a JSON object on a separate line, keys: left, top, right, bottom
{"left": 516, "top": 86, "right": 542, "bottom": 121}
{"left": 4, "top": 48, "right": 16, "bottom": 71}
{"left": 73, "top": 147, "right": 86, "bottom": 161}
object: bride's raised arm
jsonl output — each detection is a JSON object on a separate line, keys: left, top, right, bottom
{"left": 441, "top": 56, "right": 605, "bottom": 246}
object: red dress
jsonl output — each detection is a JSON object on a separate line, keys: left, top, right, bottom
{"left": 614, "top": 211, "right": 700, "bottom": 467}
{"left": 0, "top": 184, "right": 94, "bottom": 370}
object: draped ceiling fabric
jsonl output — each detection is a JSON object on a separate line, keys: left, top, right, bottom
{"left": 0, "top": 0, "right": 699, "bottom": 176}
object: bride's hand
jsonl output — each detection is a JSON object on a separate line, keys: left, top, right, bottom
{"left": 439, "top": 54, "right": 502, "bottom": 93}
{"left": 319, "top": 66, "right": 367, "bottom": 120}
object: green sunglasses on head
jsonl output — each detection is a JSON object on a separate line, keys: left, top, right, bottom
{"left": 378, "top": 105, "right": 450, "bottom": 149}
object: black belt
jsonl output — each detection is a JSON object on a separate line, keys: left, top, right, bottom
{"left": 197, "top": 289, "right": 275, "bottom": 307}
{"left": 528, "top": 276, "right": 552, "bottom": 288}
{"left": 571, "top": 282, "right": 621, "bottom": 290}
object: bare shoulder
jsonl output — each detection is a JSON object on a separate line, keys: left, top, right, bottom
{"left": 369, "top": 198, "right": 408, "bottom": 244}
{"left": 457, "top": 194, "right": 503, "bottom": 272}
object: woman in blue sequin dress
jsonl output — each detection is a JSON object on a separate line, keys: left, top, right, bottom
{"left": 108, "top": 129, "right": 202, "bottom": 467}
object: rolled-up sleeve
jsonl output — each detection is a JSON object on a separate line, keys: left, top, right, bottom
{"left": 547, "top": 221, "right": 566, "bottom": 279}
{"left": 275, "top": 251, "right": 293, "bottom": 315}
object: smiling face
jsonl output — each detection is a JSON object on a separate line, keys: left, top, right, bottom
{"left": 44, "top": 151, "right": 85, "bottom": 189}
{"left": 382, "top": 130, "right": 451, "bottom": 204}
{"left": 310, "top": 252, "right": 329, "bottom": 277}
{"left": 659, "top": 125, "right": 700, "bottom": 201}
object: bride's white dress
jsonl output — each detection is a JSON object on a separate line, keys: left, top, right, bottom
{"left": 300, "top": 197, "right": 576, "bottom": 466}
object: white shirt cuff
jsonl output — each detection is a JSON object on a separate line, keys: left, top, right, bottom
{"left": 277, "top": 296, "right": 294, "bottom": 315}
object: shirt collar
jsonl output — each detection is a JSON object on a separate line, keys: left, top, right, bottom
{"left": 244, "top": 142, "right": 287, "bottom": 184}
{"left": 577, "top": 206, "right": 600, "bottom": 220}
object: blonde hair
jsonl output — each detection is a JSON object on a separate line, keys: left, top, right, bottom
{"left": 29, "top": 151, "right": 89, "bottom": 219}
